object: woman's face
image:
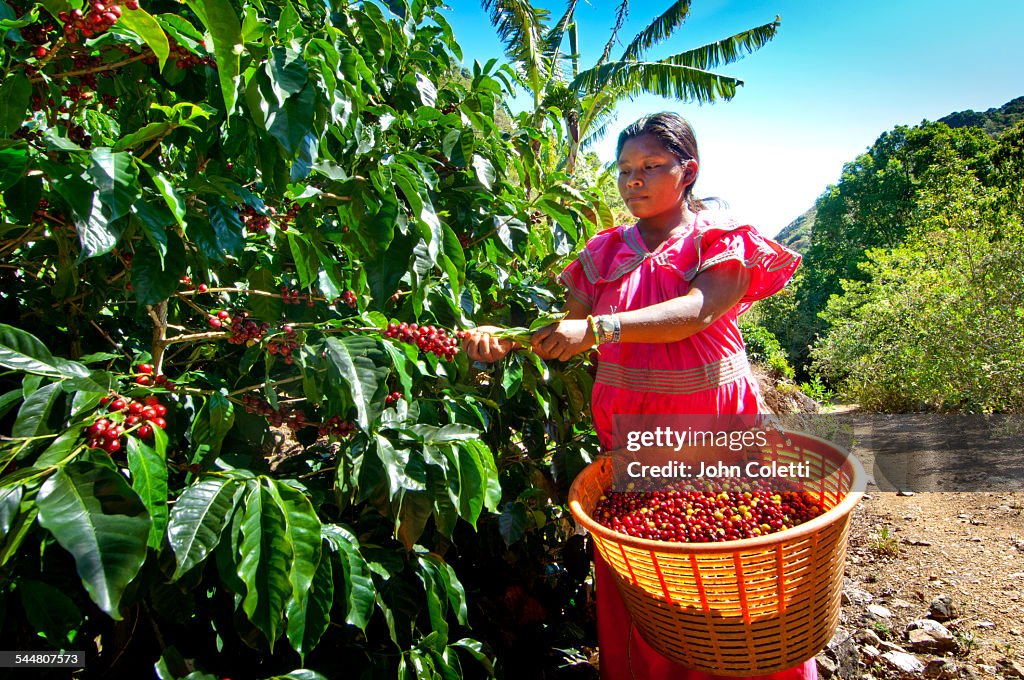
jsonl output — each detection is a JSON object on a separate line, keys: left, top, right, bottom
{"left": 616, "top": 134, "right": 696, "bottom": 221}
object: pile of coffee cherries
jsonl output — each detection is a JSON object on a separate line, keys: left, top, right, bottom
{"left": 593, "top": 481, "right": 824, "bottom": 543}
{"left": 86, "top": 395, "right": 168, "bottom": 452}
{"left": 132, "top": 362, "right": 173, "bottom": 388}
{"left": 384, "top": 323, "right": 462, "bottom": 360}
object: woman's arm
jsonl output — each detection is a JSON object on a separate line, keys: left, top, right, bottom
{"left": 532, "top": 261, "right": 752, "bottom": 360}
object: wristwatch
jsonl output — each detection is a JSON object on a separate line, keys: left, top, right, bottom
{"left": 594, "top": 315, "right": 616, "bottom": 345}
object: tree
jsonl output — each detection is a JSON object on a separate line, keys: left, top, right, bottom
{"left": 482, "top": 0, "right": 780, "bottom": 174}
{"left": 0, "top": 0, "right": 610, "bottom": 675}
{"left": 763, "top": 121, "right": 997, "bottom": 374}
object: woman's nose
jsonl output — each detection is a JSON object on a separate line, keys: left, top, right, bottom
{"left": 627, "top": 173, "right": 643, "bottom": 187}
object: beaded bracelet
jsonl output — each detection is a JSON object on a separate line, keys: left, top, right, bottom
{"left": 587, "top": 315, "right": 601, "bottom": 346}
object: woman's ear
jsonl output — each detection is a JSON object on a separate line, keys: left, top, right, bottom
{"left": 681, "top": 159, "right": 698, "bottom": 186}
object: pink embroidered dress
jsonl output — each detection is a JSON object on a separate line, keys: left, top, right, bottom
{"left": 559, "top": 212, "right": 811, "bottom": 680}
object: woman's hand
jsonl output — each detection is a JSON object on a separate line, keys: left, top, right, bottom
{"left": 462, "top": 326, "right": 517, "bottom": 363}
{"left": 531, "top": 319, "right": 594, "bottom": 361}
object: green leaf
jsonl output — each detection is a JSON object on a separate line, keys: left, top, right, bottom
{"left": 287, "top": 232, "right": 316, "bottom": 289}
{"left": 267, "top": 671, "right": 329, "bottom": 680}
{"left": 88, "top": 148, "right": 141, "bottom": 224}
{"left": 321, "top": 524, "right": 374, "bottom": 630}
{"left": 31, "top": 429, "right": 80, "bottom": 468}
{"left": 131, "top": 232, "right": 186, "bottom": 306}
{"left": 0, "top": 73, "right": 30, "bottom": 137}
{"left": 268, "top": 82, "right": 316, "bottom": 156}
{"left": 405, "top": 424, "right": 479, "bottom": 444}
{"left": 19, "top": 580, "right": 83, "bottom": 648}
{"left": 168, "top": 478, "right": 240, "bottom": 579}
{"left": 237, "top": 482, "right": 294, "bottom": 650}
{"left": 190, "top": 393, "right": 234, "bottom": 460}
{"left": 456, "top": 443, "right": 485, "bottom": 528}
{"left": 0, "top": 388, "right": 21, "bottom": 421}
{"left": 268, "top": 46, "right": 309, "bottom": 106}
{"left": 0, "top": 485, "right": 21, "bottom": 537}
{"left": 0, "top": 324, "right": 89, "bottom": 380}
{"left": 415, "top": 554, "right": 449, "bottom": 642}
{"left": 127, "top": 437, "right": 169, "bottom": 550}
{"left": 396, "top": 489, "right": 432, "bottom": 551}
{"left": 113, "top": 122, "right": 172, "bottom": 152}
{"left": 375, "top": 434, "right": 426, "bottom": 499}
{"left": 149, "top": 170, "right": 187, "bottom": 228}
{"left": 285, "top": 541, "right": 333, "bottom": 659}
{"left": 450, "top": 638, "right": 494, "bottom": 675}
{"left": 12, "top": 381, "right": 60, "bottom": 438}
{"left": 208, "top": 201, "right": 245, "bottom": 259}
{"left": 266, "top": 480, "right": 322, "bottom": 656}
{"left": 248, "top": 267, "right": 284, "bottom": 321}
{"left": 184, "top": 0, "right": 242, "bottom": 114}
{"left": 132, "top": 200, "right": 170, "bottom": 262}
{"left": 498, "top": 501, "right": 529, "bottom": 546}
{"left": 501, "top": 354, "right": 523, "bottom": 397}
{"left": 119, "top": 6, "right": 171, "bottom": 71}
{"left": 36, "top": 462, "right": 150, "bottom": 619}
{"left": 0, "top": 141, "right": 28, "bottom": 191}
{"left": 471, "top": 154, "right": 496, "bottom": 190}
{"left": 462, "top": 440, "right": 500, "bottom": 514}
{"left": 381, "top": 341, "right": 413, "bottom": 397}
{"left": 323, "top": 336, "right": 388, "bottom": 429}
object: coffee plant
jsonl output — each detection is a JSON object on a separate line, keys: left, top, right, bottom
{"left": 0, "top": 0, "right": 608, "bottom": 676}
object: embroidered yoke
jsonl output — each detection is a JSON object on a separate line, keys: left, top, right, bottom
{"left": 559, "top": 213, "right": 801, "bottom": 447}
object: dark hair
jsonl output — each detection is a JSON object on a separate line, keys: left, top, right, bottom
{"left": 616, "top": 112, "right": 706, "bottom": 212}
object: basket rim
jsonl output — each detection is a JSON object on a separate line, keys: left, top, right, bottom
{"left": 568, "top": 430, "right": 866, "bottom": 554}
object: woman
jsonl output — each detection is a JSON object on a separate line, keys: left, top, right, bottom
{"left": 463, "top": 113, "right": 811, "bottom": 680}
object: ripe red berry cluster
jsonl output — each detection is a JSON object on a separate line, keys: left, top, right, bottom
{"left": 385, "top": 391, "right": 402, "bottom": 406}
{"left": 133, "top": 363, "right": 174, "bottom": 389}
{"left": 19, "top": 19, "right": 56, "bottom": 49}
{"left": 88, "top": 395, "right": 168, "bottom": 451}
{"left": 238, "top": 394, "right": 306, "bottom": 430}
{"left": 169, "top": 38, "right": 215, "bottom": 70}
{"left": 57, "top": 0, "right": 127, "bottom": 44}
{"left": 318, "top": 416, "right": 356, "bottom": 438}
{"left": 209, "top": 310, "right": 269, "bottom": 346}
{"left": 31, "top": 198, "right": 50, "bottom": 224}
{"left": 593, "top": 482, "right": 824, "bottom": 543}
{"left": 13, "top": 126, "right": 43, "bottom": 146}
{"left": 384, "top": 323, "right": 462, "bottom": 360}
{"left": 240, "top": 205, "right": 271, "bottom": 233}
{"left": 267, "top": 326, "right": 299, "bottom": 364}
{"left": 65, "top": 122, "right": 92, "bottom": 148}
{"left": 339, "top": 290, "right": 357, "bottom": 308}
{"left": 268, "top": 203, "right": 298, "bottom": 230}
{"left": 280, "top": 287, "right": 313, "bottom": 307}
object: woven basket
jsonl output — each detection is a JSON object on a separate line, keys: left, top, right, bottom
{"left": 568, "top": 430, "right": 865, "bottom": 676}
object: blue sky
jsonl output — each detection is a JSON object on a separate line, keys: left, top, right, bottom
{"left": 439, "top": 0, "right": 1024, "bottom": 236}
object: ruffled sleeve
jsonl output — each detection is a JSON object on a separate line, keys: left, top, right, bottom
{"left": 684, "top": 218, "right": 801, "bottom": 310}
{"left": 558, "top": 226, "right": 642, "bottom": 309}
{"left": 558, "top": 256, "right": 595, "bottom": 309}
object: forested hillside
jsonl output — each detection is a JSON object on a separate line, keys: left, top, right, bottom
{"left": 757, "top": 99, "right": 1024, "bottom": 413}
